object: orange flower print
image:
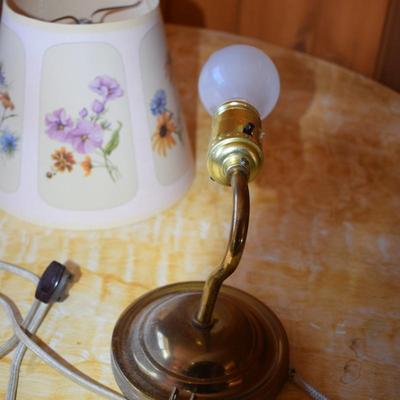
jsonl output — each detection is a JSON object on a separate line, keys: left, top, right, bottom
{"left": 0, "top": 91, "right": 14, "bottom": 110}
{"left": 152, "top": 112, "right": 177, "bottom": 156}
{"left": 81, "top": 155, "right": 93, "bottom": 176}
{"left": 51, "top": 147, "right": 76, "bottom": 172}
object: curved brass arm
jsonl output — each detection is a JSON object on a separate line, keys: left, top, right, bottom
{"left": 195, "top": 168, "right": 250, "bottom": 327}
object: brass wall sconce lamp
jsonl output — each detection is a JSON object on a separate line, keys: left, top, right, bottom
{"left": 111, "top": 44, "right": 290, "bottom": 399}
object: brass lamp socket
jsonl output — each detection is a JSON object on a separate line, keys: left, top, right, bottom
{"left": 207, "top": 100, "right": 264, "bottom": 186}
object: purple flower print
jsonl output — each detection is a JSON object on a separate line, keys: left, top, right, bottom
{"left": 92, "top": 99, "right": 105, "bottom": 114}
{"left": 45, "top": 76, "right": 124, "bottom": 182}
{"left": 68, "top": 119, "right": 103, "bottom": 154}
{"left": 89, "top": 75, "right": 123, "bottom": 101}
{"left": 79, "top": 107, "right": 88, "bottom": 118}
{"left": 45, "top": 108, "right": 73, "bottom": 142}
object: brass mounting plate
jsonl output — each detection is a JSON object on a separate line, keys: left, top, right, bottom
{"left": 111, "top": 282, "right": 289, "bottom": 399}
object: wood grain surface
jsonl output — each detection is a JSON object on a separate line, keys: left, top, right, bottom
{"left": 161, "top": 0, "right": 391, "bottom": 81}
{"left": 1, "top": 25, "right": 400, "bottom": 400}
{"left": 238, "top": 0, "right": 389, "bottom": 77}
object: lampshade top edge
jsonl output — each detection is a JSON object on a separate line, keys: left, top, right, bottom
{"left": 3, "top": 0, "right": 160, "bottom": 32}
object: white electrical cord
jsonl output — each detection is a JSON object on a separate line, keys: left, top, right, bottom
{"left": 0, "top": 261, "right": 39, "bottom": 285}
{"left": 0, "top": 294, "right": 127, "bottom": 400}
{"left": 0, "top": 262, "right": 41, "bottom": 358}
{"left": 290, "top": 369, "right": 329, "bottom": 400}
{"left": 6, "top": 301, "right": 50, "bottom": 400}
{"left": 0, "top": 300, "right": 40, "bottom": 358}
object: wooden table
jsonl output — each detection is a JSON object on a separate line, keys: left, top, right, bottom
{"left": 1, "top": 25, "right": 399, "bottom": 400}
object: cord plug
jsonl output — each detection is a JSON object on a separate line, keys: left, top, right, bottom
{"left": 35, "top": 261, "right": 73, "bottom": 304}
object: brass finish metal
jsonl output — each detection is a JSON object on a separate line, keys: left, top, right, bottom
{"left": 207, "top": 100, "right": 264, "bottom": 186}
{"left": 111, "top": 99, "right": 289, "bottom": 399}
{"left": 111, "top": 282, "right": 289, "bottom": 399}
{"left": 195, "top": 169, "right": 249, "bottom": 327}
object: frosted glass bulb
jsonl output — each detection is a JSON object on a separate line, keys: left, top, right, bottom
{"left": 198, "top": 45, "right": 280, "bottom": 119}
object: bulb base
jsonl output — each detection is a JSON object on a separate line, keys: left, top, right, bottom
{"left": 207, "top": 100, "right": 264, "bottom": 186}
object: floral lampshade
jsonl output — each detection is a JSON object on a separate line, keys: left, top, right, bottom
{"left": 0, "top": 0, "right": 194, "bottom": 229}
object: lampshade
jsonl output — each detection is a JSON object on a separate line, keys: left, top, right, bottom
{"left": 0, "top": 0, "right": 194, "bottom": 229}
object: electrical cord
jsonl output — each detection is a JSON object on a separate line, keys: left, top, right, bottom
{"left": 0, "top": 300, "right": 40, "bottom": 358}
{"left": 6, "top": 301, "right": 50, "bottom": 400}
{"left": 0, "top": 262, "right": 41, "bottom": 358}
{"left": 0, "top": 260, "right": 329, "bottom": 399}
{"left": 290, "top": 369, "right": 329, "bottom": 400}
{"left": 0, "top": 294, "right": 127, "bottom": 400}
{"left": 0, "top": 261, "right": 39, "bottom": 285}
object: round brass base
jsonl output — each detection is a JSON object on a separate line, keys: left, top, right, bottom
{"left": 111, "top": 282, "right": 289, "bottom": 399}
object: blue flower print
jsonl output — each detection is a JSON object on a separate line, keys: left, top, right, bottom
{"left": 0, "top": 65, "right": 6, "bottom": 87}
{"left": 150, "top": 89, "right": 167, "bottom": 116}
{"left": 0, "top": 130, "right": 18, "bottom": 156}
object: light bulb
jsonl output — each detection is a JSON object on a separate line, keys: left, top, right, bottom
{"left": 198, "top": 45, "right": 280, "bottom": 119}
